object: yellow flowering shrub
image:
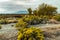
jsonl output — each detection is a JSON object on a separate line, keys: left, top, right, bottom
{"left": 17, "top": 27, "right": 44, "bottom": 40}
{"left": 15, "top": 19, "right": 28, "bottom": 30}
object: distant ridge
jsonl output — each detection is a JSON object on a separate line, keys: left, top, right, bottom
{"left": 0, "top": 10, "right": 28, "bottom": 14}
{"left": 16, "top": 10, "right": 28, "bottom": 14}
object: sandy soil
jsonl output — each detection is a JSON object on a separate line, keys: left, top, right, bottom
{"left": 0, "top": 24, "right": 60, "bottom": 40}
{"left": 41, "top": 26, "right": 60, "bottom": 40}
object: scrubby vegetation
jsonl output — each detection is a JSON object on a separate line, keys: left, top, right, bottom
{"left": 0, "top": 19, "right": 8, "bottom": 24}
{"left": 15, "top": 17, "right": 44, "bottom": 40}
{"left": 16, "top": 18, "right": 44, "bottom": 40}
{"left": 28, "top": 8, "right": 32, "bottom": 15}
{"left": 23, "top": 3, "right": 58, "bottom": 24}
{"left": 17, "top": 27, "right": 44, "bottom": 40}
{"left": 11, "top": 25, "right": 14, "bottom": 27}
{"left": 28, "top": 3, "right": 57, "bottom": 16}
{"left": 37, "top": 3, "right": 57, "bottom": 16}
{"left": 15, "top": 3, "right": 59, "bottom": 40}
{"left": 15, "top": 19, "right": 28, "bottom": 30}
{"left": 53, "top": 15, "right": 60, "bottom": 21}
{"left": 0, "top": 3, "right": 60, "bottom": 40}
{"left": 0, "top": 25, "right": 2, "bottom": 29}
{"left": 23, "top": 15, "right": 41, "bottom": 25}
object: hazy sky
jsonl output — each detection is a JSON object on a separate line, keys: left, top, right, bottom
{"left": 0, "top": 0, "right": 60, "bottom": 14}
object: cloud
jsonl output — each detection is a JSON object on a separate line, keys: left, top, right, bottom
{"left": 0, "top": 1, "right": 27, "bottom": 13}
{"left": 0, "top": 8, "right": 6, "bottom": 12}
{"left": 14, "top": 0, "right": 41, "bottom": 5}
{"left": 0, "top": 0, "right": 40, "bottom": 13}
{"left": 0, "top": 0, "right": 60, "bottom": 13}
{"left": 0, "top": 0, "right": 10, "bottom": 2}
{"left": 0, "top": 2, "right": 24, "bottom": 10}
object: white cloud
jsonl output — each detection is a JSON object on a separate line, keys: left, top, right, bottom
{"left": 0, "top": 0, "right": 10, "bottom": 2}
{"left": 0, "top": 8, "right": 8, "bottom": 13}
{"left": 14, "top": 0, "right": 41, "bottom": 5}
{"left": 0, "top": 8, "right": 16, "bottom": 14}
{"left": 0, "top": 8, "right": 6, "bottom": 12}
{"left": 0, "top": 0, "right": 60, "bottom": 13}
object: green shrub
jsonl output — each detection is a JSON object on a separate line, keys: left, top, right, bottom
{"left": 15, "top": 19, "right": 28, "bottom": 30}
{"left": 0, "top": 19, "right": 9, "bottom": 24}
{"left": 17, "top": 27, "right": 44, "bottom": 40}
{"left": 53, "top": 15, "right": 60, "bottom": 21}
{"left": 0, "top": 25, "right": 2, "bottom": 29}
{"left": 23, "top": 15, "right": 41, "bottom": 25}
{"left": 11, "top": 25, "right": 14, "bottom": 27}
